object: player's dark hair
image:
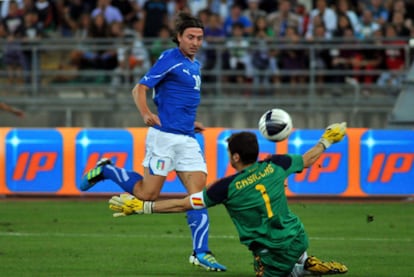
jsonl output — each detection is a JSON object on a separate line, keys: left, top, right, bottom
{"left": 227, "top": 132, "right": 259, "bottom": 165}
{"left": 172, "top": 12, "right": 204, "bottom": 45}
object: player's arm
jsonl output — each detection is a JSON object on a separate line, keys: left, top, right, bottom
{"left": 153, "top": 195, "right": 194, "bottom": 213}
{"left": 0, "top": 102, "right": 24, "bottom": 117}
{"left": 302, "top": 122, "right": 347, "bottom": 168}
{"left": 132, "top": 84, "right": 160, "bottom": 126}
{"left": 108, "top": 192, "right": 204, "bottom": 217}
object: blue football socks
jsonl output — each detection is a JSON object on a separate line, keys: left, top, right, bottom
{"left": 186, "top": 208, "right": 210, "bottom": 254}
{"left": 102, "top": 164, "right": 143, "bottom": 194}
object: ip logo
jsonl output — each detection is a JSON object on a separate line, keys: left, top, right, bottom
{"left": 76, "top": 129, "right": 133, "bottom": 193}
{"left": 5, "top": 129, "right": 63, "bottom": 192}
{"left": 360, "top": 130, "right": 414, "bottom": 194}
{"left": 287, "top": 130, "right": 348, "bottom": 194}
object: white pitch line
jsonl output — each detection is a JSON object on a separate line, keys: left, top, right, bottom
{"left": 0, "top": 232, "right": 412, "bottom": 242}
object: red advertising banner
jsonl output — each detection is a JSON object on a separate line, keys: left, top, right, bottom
{"left": 0, "top": 128, "right": 413, "bottom": 197}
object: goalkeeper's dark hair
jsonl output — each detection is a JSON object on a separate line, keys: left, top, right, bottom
{"left": 227, "top": 132, "right": 259, "bottom": 165}
{"left": 172, "top": 12, "right": 204, "bottom": 46}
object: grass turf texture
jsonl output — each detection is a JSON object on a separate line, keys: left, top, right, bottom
{"left": 0, "top": 199, "right": 413, "bottom": 277}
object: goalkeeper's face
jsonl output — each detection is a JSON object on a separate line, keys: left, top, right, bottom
{"left": 178, "top": 27, "right": 204, "bottom": 60}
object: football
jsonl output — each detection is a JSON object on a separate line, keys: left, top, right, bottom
{"left": 258, "top": 108, "right": 293, "bottom": 142}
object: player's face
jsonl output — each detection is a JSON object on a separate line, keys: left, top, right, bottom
{"left": 178, "top": 27, "right": 204, "bottom": 60}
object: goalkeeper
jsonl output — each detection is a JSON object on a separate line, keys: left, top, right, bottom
{"left": 109, "top": 122, "right": 348, "bottom": 277}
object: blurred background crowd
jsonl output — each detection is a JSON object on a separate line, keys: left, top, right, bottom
{"left": 1, "top": 0, "right": 414, "bottom": 88}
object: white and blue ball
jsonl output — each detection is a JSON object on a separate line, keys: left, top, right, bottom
{"left": 258, "top": 108, "right": 293, "bottom": 142}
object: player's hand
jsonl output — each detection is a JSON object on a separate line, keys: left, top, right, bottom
{"left": 108, "top": 193, "right": 153, "bottom": 217}
{"left": 143, "top": 112, "right": 161, "bottom": 127}
{"left": 194, "top": 121, "right": 205, "bottom": 133}
{"left": 319, "top": 122, "right": 347, "bottom": 149}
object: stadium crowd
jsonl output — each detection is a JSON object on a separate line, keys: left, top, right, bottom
{"left": 1, "top": 0, "right": 413, "bottom": 87}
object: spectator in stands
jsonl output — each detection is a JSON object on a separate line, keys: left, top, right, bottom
{"left": 148, "top": 25, "right": 175, "bottom": 64}
{"left": 358, "top": 28, "right": 386, "bottom": 85}
{"left": 267, "top": 0, "right": 302, "bottom": 38}
{"left": 278, "top": 26, "right": 307, "bottom": 85}
{"left": 141, "top": 0, "right": 168, "bottom": 38}
{"left": 74, "top": 12, "right": 91, "bottom": 39}
{"left": 55, "top": 0, "right": 90, "bottom": 37}
{"left": 376, "top": 23, "right": 407, "bottom": 87}
{"left": 187, "top": 0, "right": 208, "bottom": 16}
{"left": 330, "top": 27, "right": 366, "bottom": 83}
{"left": 222, "top": 3, "right": 253, "bottom": 37}
{"left": 305, "top": 13, "right": 327, "bottom": 40}
{"left": 202, "top": 12, "right": 226, "bottom": 77}
{"left": 355, "top": 9, "right": 381, "bottom": 39}
{"left": 21, "top": 0, "right": 36, "bottom": 15}
{"left": 110, "top": 19, "right": 150, "bottom": 92}
{"left": 2, "top": 1, "right": 28, "bottom": 85}
{"left": 333, "top": 12, "right": 355, "bottom": 38}
{"left": 382, "top": 23, "right": 406, "bottom": 71}
{"left": 34, "top": 0, "right": 58, "bottom": 34}
{"left": 250, "top": 15, "right": 273, "bottom": 87}
{"left": 306, "top": 0, "right": 337, "bottom": 39}
{"left": 388, "top": 0, "right": 414, "bottom": 29}
{"left": 207, "top": 0, "right": 231, "bottom": 19}
{"left": 223, "top": 22, "right": 252, "bottom": 86}
{"left": 88, "top": 12, "right": 110, "bottom": 38}
{"left": 335, "top": 0, "right": 359, "bottom": 33}
{"left": 243, "top": 0, "right": 267, "bottom": 24}
{"left": 23, "top": 9, "right": 43, "bottom": 39}
{"left": 58, "top": 13, "right": 118, "bottom": 83}
{"left": 111, "top": 0, "right": 138, "bottom": 27}
{"left": 1, "top": 0, "right": 23, "bottom": 19}
{"left": 295, "top": 3, "right": 310, "bottom": 36}
{"left": 390, "top": 11, "right": 411, "bottom": 37}
{"left": 22, "top": 9, "right": 44, "bottom": 83}
{"left": 91, "top": 0, "right": 123, "bottom": 25}
{"left": 307, "top": 23, "right": 333, "bottom": 84}
{"left": 363, "top": 0, "right": 389, "bottom": 26}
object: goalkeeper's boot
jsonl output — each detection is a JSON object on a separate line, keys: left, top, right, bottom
{"left": 189, "top": 251, "right": 227, "bottom": 272}
{"left": 80, "top": 158, "right": 112, "bottom": 191}
{"left": 304, "top": 256, "right": 348, "bottom": 275}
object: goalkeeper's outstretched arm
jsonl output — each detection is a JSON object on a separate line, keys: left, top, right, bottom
{"left": 153, "top": 196, "right": 193, "bottom": 213}
{"left": 302, "top": 122, "right": 347, "bottom": 168}
{"left": 109, "top": 193, "right": 196, "bottom": 216}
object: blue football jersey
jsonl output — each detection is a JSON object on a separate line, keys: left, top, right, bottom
{"left": 139, "top": 48, "right": 202, "bottom": 136}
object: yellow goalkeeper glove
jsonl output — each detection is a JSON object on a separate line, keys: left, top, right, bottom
{"left": 319, "top": 122, "right": 347, "bottom": 149}
{"left": 108, "top": 193, "right": 153, "bottom": 217}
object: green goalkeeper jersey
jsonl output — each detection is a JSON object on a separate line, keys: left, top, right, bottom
{"left": 203, "top": 154, "right": 308, "bottom": 250}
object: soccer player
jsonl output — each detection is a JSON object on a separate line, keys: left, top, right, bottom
{"left": 80, "top": 12, "right": 226, "bottom": 271}
{"left": 108, "top": 123, "right": 349, "bottom": 277}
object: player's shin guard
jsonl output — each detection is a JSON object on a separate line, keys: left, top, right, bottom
{"left": 102, "top": 165, "right": 143, "bottom": 194}
{"left": 186, "top": 208, "right": 209, "bottom": 254}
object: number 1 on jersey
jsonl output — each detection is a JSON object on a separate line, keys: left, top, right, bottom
{"left": 255, "top": 184, "right": 274, "bottom": 218}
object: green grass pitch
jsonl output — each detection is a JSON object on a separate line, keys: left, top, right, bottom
{"left": 0, "top": 199, "right": 413, "bottom": 277}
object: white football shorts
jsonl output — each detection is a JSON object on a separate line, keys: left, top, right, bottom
{"left": 142, "top": 127, "right": 207, "bottom": 176}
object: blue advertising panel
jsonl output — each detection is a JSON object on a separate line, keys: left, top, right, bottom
{"left": 5, "top": 129, "right": 63, "bottom": 192}
{"left": 75, "top": 129, "right": 133, "bottom": 193}
{"left": 160, "top": 133, "right": 205, "bottom": 193}
{"left": 360, "top": 130, "right": 414, "bottom": 194}
{"left": 217, "top": 130, "right": 276, "bottom": 178}
{"left": 287, "top": 130, "right": 348, "bottom": 194}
